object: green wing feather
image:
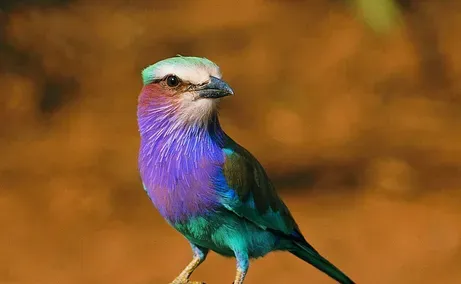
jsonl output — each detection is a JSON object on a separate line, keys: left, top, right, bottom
{"left": 221, "top": 137, "right": 299, "bottom": 235}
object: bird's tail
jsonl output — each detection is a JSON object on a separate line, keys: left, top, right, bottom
{"left": 290, "top": 241, "right": 355, "bottom": 284}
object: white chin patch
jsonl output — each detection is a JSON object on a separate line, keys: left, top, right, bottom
{"left": 176, "top": 92, "right": 217, "bottom": 125}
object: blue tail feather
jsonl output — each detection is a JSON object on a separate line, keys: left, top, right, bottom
{"left": 290, "top": 241, "right": 355, "bottom": 284}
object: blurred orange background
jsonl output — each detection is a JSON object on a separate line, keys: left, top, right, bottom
{"left": 1, "top": 1, "right": 461, "bottom": 283}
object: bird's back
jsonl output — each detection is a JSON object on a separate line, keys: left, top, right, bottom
{"left": 220, "top": 137, "right": 355, "bottom": 284}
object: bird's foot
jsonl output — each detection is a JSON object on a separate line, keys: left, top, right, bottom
{"left": 169, "top": 276, "right": 205, "bottom": 284}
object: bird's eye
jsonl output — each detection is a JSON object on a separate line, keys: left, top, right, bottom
{"left": 166, "top": 75, "right": 180, "bottom": 87}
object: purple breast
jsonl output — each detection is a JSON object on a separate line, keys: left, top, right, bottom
{"left": 139, "top": 133, "right": 225, "bottom": 223}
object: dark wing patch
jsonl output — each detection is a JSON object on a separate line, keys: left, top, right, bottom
{"left": 222, "top": 152, "right": 253, "bottom": 202}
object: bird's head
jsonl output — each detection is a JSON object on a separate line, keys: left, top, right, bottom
{"left": 138, "top": 56, "right": 234, "bottom": 126}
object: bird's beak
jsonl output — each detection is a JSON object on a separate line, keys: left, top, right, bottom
{"left": 197, "top": 76, "right": 234, "bottom": 99}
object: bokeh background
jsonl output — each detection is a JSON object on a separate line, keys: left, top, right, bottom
{"left": 1, "top": 0, "right": 461, "bottom": 283}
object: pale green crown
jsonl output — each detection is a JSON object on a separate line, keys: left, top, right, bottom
{"left": 141, "top": 56, "right": 221, "bottom": 86}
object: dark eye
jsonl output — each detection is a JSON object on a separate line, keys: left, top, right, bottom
{"left": 166, "top": 75, "right": 180, "bottom": 87}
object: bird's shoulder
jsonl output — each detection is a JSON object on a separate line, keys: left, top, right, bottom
{"left": 219, "top": 136, "right": 299, "bottom": 235}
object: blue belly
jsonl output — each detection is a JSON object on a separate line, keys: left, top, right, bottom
{"left": 173, "top": 209, "right": 279, "bottom": 258}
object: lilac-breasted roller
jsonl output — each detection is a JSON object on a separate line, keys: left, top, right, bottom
{"left": 137, "top": 56, "right": 355, "bottom": 284}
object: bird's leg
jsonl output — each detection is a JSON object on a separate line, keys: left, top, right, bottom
{"left": 170, "top": 243, "right": 208, "bottom": 284}
{"left": 232, "top": 251, "right": 249, "bottom": 284}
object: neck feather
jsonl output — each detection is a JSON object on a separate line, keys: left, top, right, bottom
{"left": 137, "top": 95, "right": 227, "bottom": 222}
{"left": 137, "top": 99, "right": 226, "bottom": 162}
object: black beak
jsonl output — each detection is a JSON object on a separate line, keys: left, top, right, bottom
{"left": 197, "top": 76, "right": 234, "bottom": 99}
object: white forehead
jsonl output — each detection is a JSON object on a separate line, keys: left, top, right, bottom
{"left": 142, "top": 56, "right": 222, "bottom": 86}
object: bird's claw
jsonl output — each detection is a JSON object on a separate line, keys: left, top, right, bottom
{"left": 169, "top": 278, "right": 205, "bottom": 284}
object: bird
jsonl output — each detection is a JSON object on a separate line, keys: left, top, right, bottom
{"left": 137, "top": 56, "right": 355, "bottom": 284}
